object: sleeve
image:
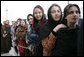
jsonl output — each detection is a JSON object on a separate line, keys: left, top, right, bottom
{"left": 47, "top": 32, "right": 56, "bottom": 51}
{"left": 42, "top": 32, "right": 56, "bottom": 50}
{"left": 42, "top": 32, "right": 56, "bottom": 56}
{"left": 52, "top": 31, "right": 58, "bottom": 36}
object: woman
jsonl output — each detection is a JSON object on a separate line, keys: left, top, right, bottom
{"left": 15, "top": 19, "right": 29, "bottom": 56}
{"left": 51, "top": 4, "right": 81, "bottom": 56}
{"left": 10, "top": 21, "right": 18, "bottom": 54}
{"left": 21, "top": 19, "right": 28, "bottom": 31}
{"left": 39, "top": 4, "right": 65, "bottom": 56}
{"left": 2, "top": 20, "right": 12, "bottom": 53}
{"left": 15, "top": 18, "right": 22, "bottom": 32}
{"left": 28, "top": 5, "right": 46, "bottom": 56}
{"left": 26, "top": 14, "right": 34, "bottom": 56}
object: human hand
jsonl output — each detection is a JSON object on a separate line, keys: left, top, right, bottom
{"left": 53, "top": 24, "right": 66, "bottom": 32}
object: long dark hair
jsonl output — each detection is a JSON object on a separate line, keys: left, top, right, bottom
{"left": 27, "top": 14, "right": 33, "bottom": 21}
{"left": 63, "top": 4, "right": 80, "bottom": 19}
{"left": 62, "top": 4, "right": 80, "bottom": 26}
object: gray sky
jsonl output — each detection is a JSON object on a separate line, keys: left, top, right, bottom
{"left": 1, "top": 1, "right": 83, "bottom": 25}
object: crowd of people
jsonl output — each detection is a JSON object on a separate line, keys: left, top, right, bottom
{"left": 1, "top": 3, "right": 83, "bottom": 56}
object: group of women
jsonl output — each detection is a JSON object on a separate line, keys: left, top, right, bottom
{"left": 1, "top": 3, "right": 83, "bottom": 56}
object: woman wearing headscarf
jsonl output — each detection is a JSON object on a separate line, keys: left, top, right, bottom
{"left": 2, "top": 20, "right": 12, "bottom": 53}
{"left": 39, "top": 4, "right": 66, "bottom": 56}
{"left": 15, "top": 19, "right": 30, "bottom": 56}
{"left": 27, "top": 5, "right": 47, "bottom": 56}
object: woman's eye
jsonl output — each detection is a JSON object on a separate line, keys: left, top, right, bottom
{"left": 51, "top": 11, "right": 56, "bottom": 13}
{"left": 69, "top": 11, "right": 74, "bottom": 14}
{"left": 39, "top": 12, "right": 41, "bottom": 14}
{"left": 76, "top": 11, "right": 79, "bottom": 14}
{"left": 57, "top": 10, "right": 60, "bottom": 13}
{"left": 69, "top": 10, "right": 79, "bottom": 14}
{"left": 34, "top": 12, "right": 37, "bottom": 14}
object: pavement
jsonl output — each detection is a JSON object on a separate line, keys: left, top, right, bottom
{"left": 1, "top": 47, "right": 18, "bottom": 56}
{"left": 1, "top": 53, "right": 12, "bottom": 56}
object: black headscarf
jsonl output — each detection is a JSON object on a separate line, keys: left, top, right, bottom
{"left": 39, "top": 4, "right": 62, "bottom": 40}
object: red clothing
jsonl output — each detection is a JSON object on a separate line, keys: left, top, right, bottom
{"left": 18, "top": 38, "right": 25, "bottom": 56}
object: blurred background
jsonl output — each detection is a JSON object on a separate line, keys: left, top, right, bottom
{"left": 1, "top": 1, "right": 83, "bottom": 25}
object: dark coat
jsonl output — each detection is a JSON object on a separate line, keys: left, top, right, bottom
{"left": 1, "top": 24, "right": 12, "bottom": 53}
{"left": 51, "top": 25, "right": 80, "bottom": 56}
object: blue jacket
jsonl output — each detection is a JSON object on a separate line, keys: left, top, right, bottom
{"left": 10, "top": 25, "right": 16, "bottom": 40}
{"left": 27, "top": 25, "right": 40, "bottom": 46}
{"left": 10, "top": 25, "right": 14, "bottom": 35}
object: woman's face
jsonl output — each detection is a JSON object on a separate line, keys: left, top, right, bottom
{"left": 21, "top": 20, "right": 26, "bottom": 26}
{"left": 65, "top": 6, "right": 80, "bottom": 24}
{"left": 34, "top": 8, "right": 43, "bottom": 20}
{"left": 17, "top": 20, "right": 20, "bottom": 25}
{"left": 28, "top": 16, "right": 33, "bottom": 25}
{"left": 5, "top": 20, "right": 9, "bottom": 25}
{"left": 51, "top": 6, "right": 61, "bottom": 21}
